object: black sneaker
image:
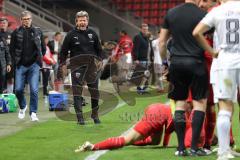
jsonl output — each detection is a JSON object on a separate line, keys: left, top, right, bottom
{"left": 190, "top": 148, "right": 207, "bottom": 156}
{"left": 175, "top": 150, "right": 189, "bottom": 156}
{"left": 77, "top": 113, "right": 85, "bottom": 125}
{"left": 91, "top": 108, "right": 101, "bottom": 124}
{"left": 203, "top": 144, "right": 211, "bottom": 150}
{"left": 93, "top": 118, "right": 101, "bottom": 124}
{"left": 77, "top": 120, "right": 85, "bottom": 125}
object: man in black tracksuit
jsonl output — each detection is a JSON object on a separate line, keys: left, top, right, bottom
{"left": 159, "top": 0, "right": 208, "bottom": 156}
{"left": 59, "top": 11, "right": 103, "bottom": 125}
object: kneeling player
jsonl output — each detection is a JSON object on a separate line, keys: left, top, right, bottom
{"left": 75, "top": 103, "right": 174, "bottom": 152}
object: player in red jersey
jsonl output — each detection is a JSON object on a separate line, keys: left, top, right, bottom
{"left": 75, "top": 103, "right": 175, "bottom": 152}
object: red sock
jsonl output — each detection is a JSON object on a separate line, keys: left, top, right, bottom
{"left": 205, "top": 111, "right": 216, "bottom": 147}
{"left": 133, "top": 136, "right": 152, "bottom": 146}
{"left": 93, "top": 137, "right": 125, "bottom": 150}
{"left": 230, "top": 126, "right": 235, "bottom": 145}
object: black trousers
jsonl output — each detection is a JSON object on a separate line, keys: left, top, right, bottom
{"left": 71, "top": 65, "right": 99, "bottom": 114}
{"left": 0, "top": 69, "right": 6, "bottom": 93}
{"left": 42, "top": 68, "right": 50, "bottom": 96}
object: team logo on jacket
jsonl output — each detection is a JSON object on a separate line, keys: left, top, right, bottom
{"left": 88, "top": 33, "right": 93, "bottom": 39}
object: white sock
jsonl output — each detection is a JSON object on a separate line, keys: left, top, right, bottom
{"left": 217, "top": 110, "right": 231, "bottom": 155}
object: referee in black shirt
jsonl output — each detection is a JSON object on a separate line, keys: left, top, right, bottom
{"left": 59, "top": 11, "right": 103, "bottom": 125}
{"left": 159, "top": 0, "right": 208, "bottom": 156}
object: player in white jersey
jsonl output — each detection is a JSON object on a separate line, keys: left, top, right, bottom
{"left": 193, "top": 1, "right": 240, "bottom": 160}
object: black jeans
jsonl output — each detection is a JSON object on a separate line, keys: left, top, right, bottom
{"left": 42, "top": 68, "right": 50, "bottom": 96}
{"left": 0, "top": 69, "right": 6, "bottom": 93}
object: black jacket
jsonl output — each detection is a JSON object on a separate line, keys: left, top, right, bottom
{"left": 132, "top": 32, "right": 152, "bottom": 61}
{"left": 132, "top": 32, "right": 154, "bottom": 61}
{"left": 48, "top": 40, "right": 61, "bottom": 55}
{"left": 10, "top": 26, "right": 46, "bottom": 66}
{"left": 59, "top": 27, "right": 102, "bottom": 66}
{"left": 0, "top": 37, "right": 11, "bottom": 71}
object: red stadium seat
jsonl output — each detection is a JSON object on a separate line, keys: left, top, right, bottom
{"left": 110, "top": 0, "right": 184, "bottom": 26}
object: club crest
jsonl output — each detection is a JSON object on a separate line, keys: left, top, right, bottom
{"left": 88, "top": 33, "right": 93, "bottom": 39}
{"left": 75, "top": 72, "right": 81, "bottom": 78}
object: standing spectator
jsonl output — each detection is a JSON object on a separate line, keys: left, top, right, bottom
{"left": 0, "top": 27, "right": 11, "bottom": 93}
{"left": 159, "top": 0, "right": 208, "bottom": 156}
{"left": 48, "top": 32, "right": 62, "bottom": 80}
{"left": 151, "top": 30, "right": 164, "bottom": 92}
{"left": 193, "top": 0, "right": 240, "bottom": 159}
{"left": 59, "top": 11, "right": 103, "bottom": 125}
{"left": 132, "top": 23, "right": 153, "bottom": 94}
{"left": 42, "top": 35, "right": 56, "bottom": 103}
{"left": 10, "top": 11, "right": 46, "bottom": 121}
{"left": 0, "top": 17, "right": 11, "bottom": 44}
{"left": 0, "top": 17, "right": 13, "bottom": 93}
{"left": 112, "top": 30, "right": 133, "bottom": 83}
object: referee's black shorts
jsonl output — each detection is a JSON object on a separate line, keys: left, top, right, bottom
{"left": 168, "top": 57, "right": 208, "bottom": 101}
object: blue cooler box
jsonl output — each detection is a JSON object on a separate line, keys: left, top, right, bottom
{"left": 48, "top": 93, "right": 68, "bottom": 111}
{"left": 0, "top": 98, "right": 9, "bottom": 113}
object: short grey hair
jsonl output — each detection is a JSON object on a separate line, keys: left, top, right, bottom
{"left": 75, "top": 11, "right": 89, "bottom": 21}
{"left": 21, "top": 10, "right": 32, "bottom": 18}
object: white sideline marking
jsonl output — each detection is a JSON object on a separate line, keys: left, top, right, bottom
{"left": 84, "top": 101, "right": 127, "bottom": 160}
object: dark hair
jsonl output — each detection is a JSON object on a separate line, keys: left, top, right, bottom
{"left": 120, "top": 30, "right": 127, "bottom": 35}
{"left": 55, "top": 32, "right": 61, "bottom": 36}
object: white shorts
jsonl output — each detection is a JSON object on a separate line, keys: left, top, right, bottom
{"left": 212, "top": 83, "right": 219, "bottom": 103}
{"left": 210, "top": 59, "right": 218, "bottom": 84}
{"left": 214, "top": 69, "right": 239, "bottom": 102}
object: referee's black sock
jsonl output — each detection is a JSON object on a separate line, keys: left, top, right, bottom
{"left": 174, "top": 110, "right": 186, "bottom": 151}
{"left": 191, "top": 110, "right": 205, "bottom": 151}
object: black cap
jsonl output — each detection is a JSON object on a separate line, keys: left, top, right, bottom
{"left": 0, "top": 17, "right": 8, "bottom": 22}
